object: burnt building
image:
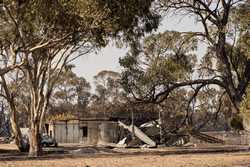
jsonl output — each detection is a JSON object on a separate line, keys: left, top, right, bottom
{"left": 48, "top": 117, "right": 121, "bottom": 145}
{"left": 47, "top": 107, "right": 159, "bottom": 145}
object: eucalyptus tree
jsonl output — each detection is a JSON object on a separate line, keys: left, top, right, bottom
{"left": 91, "top": 70, "right": 126, "bottom": 115}
{"left": 49, "top": 65, "right": 91, "bottom": 120}
{"left": 120, "top": 31, "right": 199, "bottom": 130}
{"left": 0, "top": 0, "right": 159, "bottom": 156}
{"left": 120, "top": 31, "right": 197, "bottom": 102}
{"left": 120, "top": 0, "right": 250, "bottom": 130}
{"left": 94, "top": 70, "right": 121, "bottom": 103}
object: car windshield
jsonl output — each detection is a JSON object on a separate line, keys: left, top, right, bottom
{"left": 42, "top": 135, "right": 49, "bottom": 139}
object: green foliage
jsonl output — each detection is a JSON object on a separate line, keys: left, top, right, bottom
{"left": 0, "top": 1, "right": 160, "bottom": 155}
{"left": 0, "top": 0, "right": 159, "bottom": 48}
{"left": 233, "top": 4, "right": 250, "bottom": 60}
{"left": 120, "top": 31, "right": 198, "bottom": 98}
{"left": 143, "top": 31, "right": 198, "bottom": 73}
{"left": 120, "top": 1, "right": 249, "bottom": 132}
{"left": 49, "top": 66, "right": 91, "bottom": 119}
{"left": 53, "top": 65, "right": 91, "bottom": 104}
{"left": 93, "top": 70, "right": 123, "bottom": 105}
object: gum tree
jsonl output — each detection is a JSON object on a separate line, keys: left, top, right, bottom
{"left": 120, "top": 0, "right": 250, "bottom": 130}
{"left": 0, "top": 0, "right": 159, "bottom": 156}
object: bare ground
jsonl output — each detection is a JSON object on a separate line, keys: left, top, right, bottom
{"left": 1, "top": 144, "right": 250, "bottom": 167}
{"left": 1, "top": 152, "right": 250, "bottom": 167}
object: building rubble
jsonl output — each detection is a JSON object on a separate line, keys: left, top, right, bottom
{"left": 101, "top": 119, "right": 226, "bottom": 148}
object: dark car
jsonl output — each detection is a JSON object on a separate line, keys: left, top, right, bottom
{"left": 41, "top": 135, "right": 58, "bottom": 147}
{"left": 0, "top": 137, "right": 9, "bottom": 144}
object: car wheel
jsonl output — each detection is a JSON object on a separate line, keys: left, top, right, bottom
{"left": 42, "top": 143, "right": 49, "bottom": 147}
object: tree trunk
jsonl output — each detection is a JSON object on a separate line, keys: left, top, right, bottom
{"left": 29, "top": 120, "right": 42, "bottom": 157}
{"left": 9, "top": 110, "right": 28, "bottom": 152}
{"left": 1, "top": 75, "right": 29, "bottom": 152}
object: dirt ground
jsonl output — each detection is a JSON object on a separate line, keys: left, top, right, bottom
{"left": 0, "top": 152, "right": 250, "bottom": 167}
{"left": 1, "top": 144, "right": 250, "bottom": 167}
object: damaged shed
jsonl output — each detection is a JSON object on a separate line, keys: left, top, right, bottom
{"left": 48, "top": 117, "right": 120, "bottom": 145}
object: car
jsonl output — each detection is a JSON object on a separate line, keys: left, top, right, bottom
{"left": 41, "top": 135, "right": 58, "bottom": 147}
{"left": 0, "top": 137, "right": 9, "bottom": 143}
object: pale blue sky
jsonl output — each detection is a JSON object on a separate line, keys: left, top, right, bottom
{"left": 72, "top": 14, "right": 205, "bottom": 86}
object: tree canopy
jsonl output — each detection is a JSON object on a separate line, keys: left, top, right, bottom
{"left": 120, "top": 0, "right": 250, "bottom": 131}
{"left": 0, "top": 0, "right": 159, "bottom": 156}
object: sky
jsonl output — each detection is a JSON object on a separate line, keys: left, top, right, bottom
{"left": 72, "top": 14, "right": 205, "bottom": 87}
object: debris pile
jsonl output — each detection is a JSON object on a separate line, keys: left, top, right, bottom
{"left": 100, "top": 120, "right": 226, "bottom": 148}
{"left": 118, "top": 121, "right": 156, "bottom": 147}
{"left": 190, "top": 131, "right": 225, "bottom": 144}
